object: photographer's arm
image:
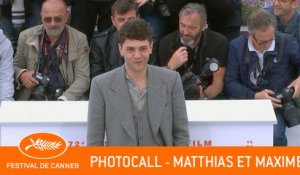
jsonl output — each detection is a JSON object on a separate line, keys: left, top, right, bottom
{"left": 13, "top": 30, "right": 38, "bottom": 89}
{"left": 202, "top": 67, "right": 225, "bottom": 99}
{"left": 62, "top": 35, "right": 90, "bottom": 101}
{"left": 89, "top": 36, "right": 106, "bottom": 79}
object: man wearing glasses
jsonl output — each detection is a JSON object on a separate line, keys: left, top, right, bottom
{"left": 224, "top": 9, "right": 300, "bottom": 146}
{"left": 13, "top": 0, "right": 90, "bottom": 101}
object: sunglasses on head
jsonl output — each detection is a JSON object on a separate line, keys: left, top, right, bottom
{"left": 43, "top": 16, "right": 63, "bottom": 23}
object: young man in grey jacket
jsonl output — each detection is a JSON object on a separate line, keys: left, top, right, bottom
{"left": 87, "top": 18, "right": 189, "bottom": 146}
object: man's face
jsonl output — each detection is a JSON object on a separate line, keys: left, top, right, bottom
{"left": 250, "top": 26, "right": 275, "bottom": 52}
{"left": 111, "top": 9, "right": 138, "bottom": 31}
{"left": 41, "top": 1, "right": 68, "bottom": 37}
{"left": 119, "top": 39, "right": 152, "bottom": 73}
{"left": 273, "top": 0, "right": 296, "bottom": 17}
{"left": 178, "top": 12, "right": 204, "bottom": 47}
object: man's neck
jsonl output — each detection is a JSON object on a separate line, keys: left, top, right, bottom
{"left": 125, "top": 67, "right": 148, "bottom": 93}
{"left": 279, "top": 10, "right": 295, "bottom": 25}
{"left": 48, "top": 35, "right": 60, "bottom": 46}
{"left": 191, "top": 33, "right": 202, "bottom": 49}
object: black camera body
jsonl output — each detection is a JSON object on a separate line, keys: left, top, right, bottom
{"left": 31, "top": 73, "right": 50, "bottom": 100}
{"left": 182, "top": 58, "right": 220, "bottom": 100}
{"left": 271, "top": 87, "right": 300, "bottom": 128}
{"left": 30, "top": 73, "right": 64, "bottom": 101}
{"left": 34, "top": 73, "right": 50, "bottom": 88}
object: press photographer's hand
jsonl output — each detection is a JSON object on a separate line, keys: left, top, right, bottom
{"left": 134, "top": 0, "right": 151, "bottom": 7}
{"left": 255, "top": 89, "right": 282, "bottom": 108}
{"left": 288, "top": 76, "right": 300, "bottom": 98}
{"left": 167, "top": 46, "right": 188, "bottom": 70}
{"left": 19, "top": 70, "right": 39, "bottom": 88}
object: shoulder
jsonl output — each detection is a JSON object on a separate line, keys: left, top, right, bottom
{"left": 67, "top": 25, "right": 87, "bottom": 39}
{"left": 94, "top": 26, "right": 116, "bottom": 39}
{"left": 296, "top": 10, "right": 300, "bottom": 18}
{"left": 19, "top": 25, "right": 42, "bottom": 39}
{"left": 159, "top": 31, "right": 178, "bottom": 44}
{"left": 92, "top": 66, "right": 121, "bottom": 85}
{"left": 230, "top": 34, "right": 247, "bottom": 46}
{"left": 149, "top": 65, "right": 180, "bottom": 82}
{"left": 0, "top": 30, "right": 12, "bottom": 48}
{"left": 91, "top": 26, "right": 116, "bottom": 45}
{"left": 277, "top": 32, "right": 298, "bottom": 44}
{"left": 204, "top": 30, "right": 228, "bottom": 42}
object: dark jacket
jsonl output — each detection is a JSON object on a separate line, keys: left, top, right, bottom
{"left": 277, "top": 10, "right": 300, "bottom": 44}
{"left": 224, "top": 32, "right": 300, "bottom": 99}
{"left": 158, "top": 29, "right": 228, "bottom": 77}
{"left": 89, "top": 26, "right": 158, "bottom": 79}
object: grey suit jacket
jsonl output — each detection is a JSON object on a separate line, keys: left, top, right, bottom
{"left": 87, "top": 65, "right": 190, "bottom": 146}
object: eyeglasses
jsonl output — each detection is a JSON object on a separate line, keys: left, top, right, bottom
{"left": 273, "top": 0, "right": 293, "bottom": 5}
{"left": 252, "top": 35, "right": 275, "bottom": 46}
{"left": 42, "top": 16, "right": 64, "bottom": 23}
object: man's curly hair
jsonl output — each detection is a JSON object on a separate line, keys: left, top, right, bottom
{"left": 118, "top": 18, "right": 153, "bottom": 45}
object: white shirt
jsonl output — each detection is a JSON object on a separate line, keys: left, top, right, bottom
{"left": 248, "top": 37, "right": 275, "bottom": 85}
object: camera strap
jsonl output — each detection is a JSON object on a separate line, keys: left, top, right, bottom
{"left": 33, "top": 32, "right": 47, "bottom": 74}
{"left": 36, "top": 28, "right": 69, "bottom": 73}
{"left": 244, "top": 33, "right": 286, "bottom": 84}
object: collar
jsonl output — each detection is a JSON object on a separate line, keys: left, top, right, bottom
{"left": 277, "top": 11, "right": 300, "bottom": 33}
{"left": 42, "top": 27, "right": 67, "bottom": 46}
{"left": 197, "top": 30, "right": 207, "bottom": 50}
{"left": 248, "top": 36, "right": 275, "bottom": 54}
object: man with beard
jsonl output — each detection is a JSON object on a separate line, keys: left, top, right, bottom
{"left": 13, "top": 0, "right": 90, "bottom": 101}
{"left": 158, "top": 3, "right": 228, "bottom": 100}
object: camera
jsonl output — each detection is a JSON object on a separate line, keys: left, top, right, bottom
{"left": 30, "top": 73, "right": 50, "bottom": 100}
{"left": 181, "top": 58, "right": 220, "bottom": 100}
{"left": 271, "top": 87, "right": 300, "bottom": 128}
{"left": 54, "top": 88, "right": 64, "bottom": 100}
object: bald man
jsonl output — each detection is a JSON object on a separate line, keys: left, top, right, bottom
{"left": 14, "top": 0, "right": 90, "bottom": 101}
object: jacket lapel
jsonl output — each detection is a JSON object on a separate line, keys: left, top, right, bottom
{"left": 147, "top": 66, "right": 167, "bottom": 138}
{"left": 108, "top": 66, "right": 136, "bottom": 142}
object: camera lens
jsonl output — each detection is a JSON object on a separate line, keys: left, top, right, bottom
{"left": 209, "top": 62, "right": 219, "bottom": 72}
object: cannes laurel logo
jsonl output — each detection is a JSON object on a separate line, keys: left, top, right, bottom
{"left": 18, "top": 132, "right": 68, "bottom": 159}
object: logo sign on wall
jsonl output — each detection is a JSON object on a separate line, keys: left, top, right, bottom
{"left": 18, "top": 132, "right": 68, "bottom": 159}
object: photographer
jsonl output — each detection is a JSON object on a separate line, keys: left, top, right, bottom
{"left": 90, "top": 0, "right": 157, "bottom": 79}
{"left": 224, "top": 9, "right": 300, "bottom": 146}
{"left": 13, "top": 0, "right": 90, "bottom": 101}
{"left": 158, "top": 3, "right": 228, "bottom": 100}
